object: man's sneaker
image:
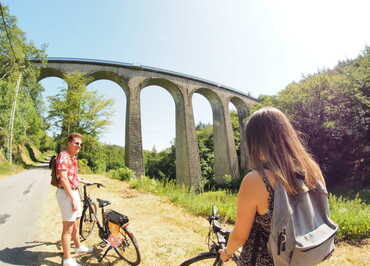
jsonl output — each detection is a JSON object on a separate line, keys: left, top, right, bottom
{"left": 74, "top": 245, "right": 94, "bottom": 253}
{"left": 63, "top": 258, "right": 81, "bottom": 266}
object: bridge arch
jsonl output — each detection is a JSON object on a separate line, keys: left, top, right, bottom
{"left": 192, "top": 88, "right": 240, "bottom": 183}
{"left": 86, "top": 71, "right": 128, "bottom": 96}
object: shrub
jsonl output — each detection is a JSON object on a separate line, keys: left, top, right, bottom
{"left": 329, "top": 194, "right": 370, "bottom": 241}
{"left": 78, "top": 158, "right": 92, "bottom": 174}
{"left": 109, "top": 167, "right": 135, "bottom": 181}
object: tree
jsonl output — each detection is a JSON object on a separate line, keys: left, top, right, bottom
{"left": 256, "top": 47, "right": 370, "bottom": 187}
{"left": 0, "top": 3, "right": 48, "bottom": 161}
{"left": 47, "top": 73, "right": 114, "bottom": 139}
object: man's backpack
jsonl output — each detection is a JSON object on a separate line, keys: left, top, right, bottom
{"left": 266, "top": 171, "right": 338, "bottom": 266}
{"left": 49, "top": 155, "right": 58, "bottom": 187}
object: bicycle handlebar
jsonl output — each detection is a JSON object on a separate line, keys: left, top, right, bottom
{"left": 208, "top": 205, "right": 230, "bottom": 250}
{"left": 84, "top": 182, "right": 105, "bottom": 188}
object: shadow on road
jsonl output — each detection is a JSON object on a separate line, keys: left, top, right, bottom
{"left": 0, "top": 241, "right": 124, "bottom": 266}
{"left": 0, "top": 241, "right": 61, "bottom": 265}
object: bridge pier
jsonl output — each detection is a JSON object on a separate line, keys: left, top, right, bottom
{"left": 213, "top": 100, "right": 240, "bottom": 184}
{"left": 234, "top": 103, "right": 250, "bottom": 177}
{"left": 125, "top": 84, "right": 145, "bottom": 177}
{"left": 175, "top": 89, "right": 202, "bottom": 191}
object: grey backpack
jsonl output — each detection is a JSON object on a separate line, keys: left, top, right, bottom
{"left": 266, "top": 171, "right": 338, "bottom": 266}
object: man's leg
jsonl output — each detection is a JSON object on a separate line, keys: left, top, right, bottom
{"left": 61, "top": 221, "right": 75, "bottom": 259}
{"left": 72, "top": 218, "right": 81, "bottom": 249}
{"left": 73, "top": 217, "right": 93, "bottom": 253}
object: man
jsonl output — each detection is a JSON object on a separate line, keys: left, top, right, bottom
{"left": 55, "top": 133, "right": 93, "bottom": 266}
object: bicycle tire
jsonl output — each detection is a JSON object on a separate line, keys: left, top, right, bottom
{"left": 114, "top": 228, "right": 141, "bottom": 265}
{"left": 180, "top": 252, "right": 223, "bottom": 266}
{"left": 79, "top": 201, "right": 97, "bottom": 241}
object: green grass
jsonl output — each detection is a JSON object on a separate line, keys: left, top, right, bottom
{"left": 129, "top": 177, "right": 237, "bottom": 222}
{"left": 0, "top": 161, "right": 24, "bottom": 178}
{"left": 329, "top": 193, "right": 370, "bottom": 241}
{"left": 129, "top": 176, "right": 370, "bottom": 242}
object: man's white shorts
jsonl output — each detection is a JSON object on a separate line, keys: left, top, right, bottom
{"left": 56, "top": 188, "right": 82, "bottom": 222}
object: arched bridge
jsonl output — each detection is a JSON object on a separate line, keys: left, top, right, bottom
{"left": 31, "top": 57, "right": 258, "bottom": 190}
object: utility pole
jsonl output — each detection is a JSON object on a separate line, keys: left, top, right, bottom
{"left": 6, "top": 72, "right": 22, "bottom": 163}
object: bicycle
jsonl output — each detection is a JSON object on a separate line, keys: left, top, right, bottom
{"left": 79, "top": 183, "right": 141, "bottom": 265}
{"left": 79, "top": 183, "right": 103, "bottom": 241}
{"left": 180, "top": 205, "right": 239, "bottom": 265}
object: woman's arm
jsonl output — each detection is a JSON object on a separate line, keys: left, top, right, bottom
{"left": 220, "top": 171, "right": 261, "bottom": 261}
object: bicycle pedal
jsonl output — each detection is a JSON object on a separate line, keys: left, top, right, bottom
{"left": 99, "top": 242, "right": 107, "bottom": 248}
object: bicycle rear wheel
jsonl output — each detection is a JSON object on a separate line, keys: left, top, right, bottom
{"left": 114, "top": 228, "right": 141, "bottom": 265}
{"left": 79, "top": 202, "right": 97, "bottom": 241}
{"left": 180, "top": 252, "right": 222, "bottom": 266}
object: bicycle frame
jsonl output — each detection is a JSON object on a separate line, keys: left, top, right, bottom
{"left": 180, "top": 205, "right": 239, "bottom": 265}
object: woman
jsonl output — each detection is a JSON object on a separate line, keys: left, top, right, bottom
{"left": 219, "top": 107, "right": 326, "bottom": 265}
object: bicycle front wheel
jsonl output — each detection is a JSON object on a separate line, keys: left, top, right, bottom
{"left": 79, "top": 202, "right": 97, "bottom": 241}
{"left": 114, "top": 228, "right": 141, "bottom": 265}
{"left": 180, "top": 252, "right": 223, "bottom": 266}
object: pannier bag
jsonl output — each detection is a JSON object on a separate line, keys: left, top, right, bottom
{"left": 107, "top": 221, "right": 124, "bottom": 247}
{"left": 105, "top": 209, "right": 129, "bottom": 226}
{"left": 267, "top": 171, "right": 338, "bottom": 266}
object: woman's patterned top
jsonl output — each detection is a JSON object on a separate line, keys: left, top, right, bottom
{"left": 238, "top": 171, "right": 275, "bottom": 266}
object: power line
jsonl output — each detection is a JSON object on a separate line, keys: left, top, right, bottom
{"left": 0, "top": 1, "right": 18, "bottom": 64}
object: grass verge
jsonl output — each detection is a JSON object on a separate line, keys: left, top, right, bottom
{"left": 0, "top": 161, "right": 24, "bottom": 179}
{"left": 129, "top": 177, "right": 237, "bottom": 222}
{"left": 129, "top": 176, "right": 370, "bottom": 242}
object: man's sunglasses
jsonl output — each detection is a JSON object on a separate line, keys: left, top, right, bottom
{"left": 73, "top": 141, "right": 82, "bottom": 147}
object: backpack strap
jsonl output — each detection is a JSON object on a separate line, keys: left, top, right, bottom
{"left": 260, "top": 168, "right": 274, "bottom": 193}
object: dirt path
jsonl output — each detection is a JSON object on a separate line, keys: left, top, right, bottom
{"left": 30, "top": 175, "right": 369, "bottom": 266}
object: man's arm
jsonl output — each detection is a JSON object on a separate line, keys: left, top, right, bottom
{"left": 59, "top": 170, "right": 78, "bottom": 211}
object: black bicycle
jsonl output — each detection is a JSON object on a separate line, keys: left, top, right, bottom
{"left": 180, "top": 205, "right": 239, "bottom": 265}
{"left": 79, "top": 183, "right": 102, "bottom": 241}
{"left": 79, "top": 183, "right": 141, "bottom": 264}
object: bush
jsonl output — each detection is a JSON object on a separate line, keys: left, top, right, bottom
{"left": 78, "top": 158, "right": 93, "bottom": 174}
{"left": 329, "top": 194, "right": 370, "bottom": 241}
{"left": 109, "top": 167, "right": 135, "bottom": 181}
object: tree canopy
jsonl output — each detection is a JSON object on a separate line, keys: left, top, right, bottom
{"left": 0, "top": 4, "right": 48, "bottom": 161}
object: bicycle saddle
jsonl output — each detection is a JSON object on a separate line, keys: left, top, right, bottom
{"left": 97, "top": 198, "right": 111, "bottom": 208}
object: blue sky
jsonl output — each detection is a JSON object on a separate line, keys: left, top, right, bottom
{"left": 6, "top": 0, "right": 370, "bottom": 150}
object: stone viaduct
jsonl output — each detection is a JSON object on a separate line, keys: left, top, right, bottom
{"left": 32, "top": 57, "right": 258, "bottom": 190}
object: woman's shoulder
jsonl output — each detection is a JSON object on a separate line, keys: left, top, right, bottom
{"left": 241, "top": 169, "right": 276, "bottom": 190}
{"left": 240, "top": 170, "right": 266, "bottom": 193}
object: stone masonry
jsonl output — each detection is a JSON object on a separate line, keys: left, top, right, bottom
{"left": 32, "top": 58, "right": 258, "bottom": 191}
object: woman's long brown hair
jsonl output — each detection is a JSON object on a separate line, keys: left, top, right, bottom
{"left": 245, "top": 107, "right": 324, "bottom": 195}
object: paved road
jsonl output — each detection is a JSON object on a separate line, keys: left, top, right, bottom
{"left": 0, "top": 164, "right": 51, "bottom": 265}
